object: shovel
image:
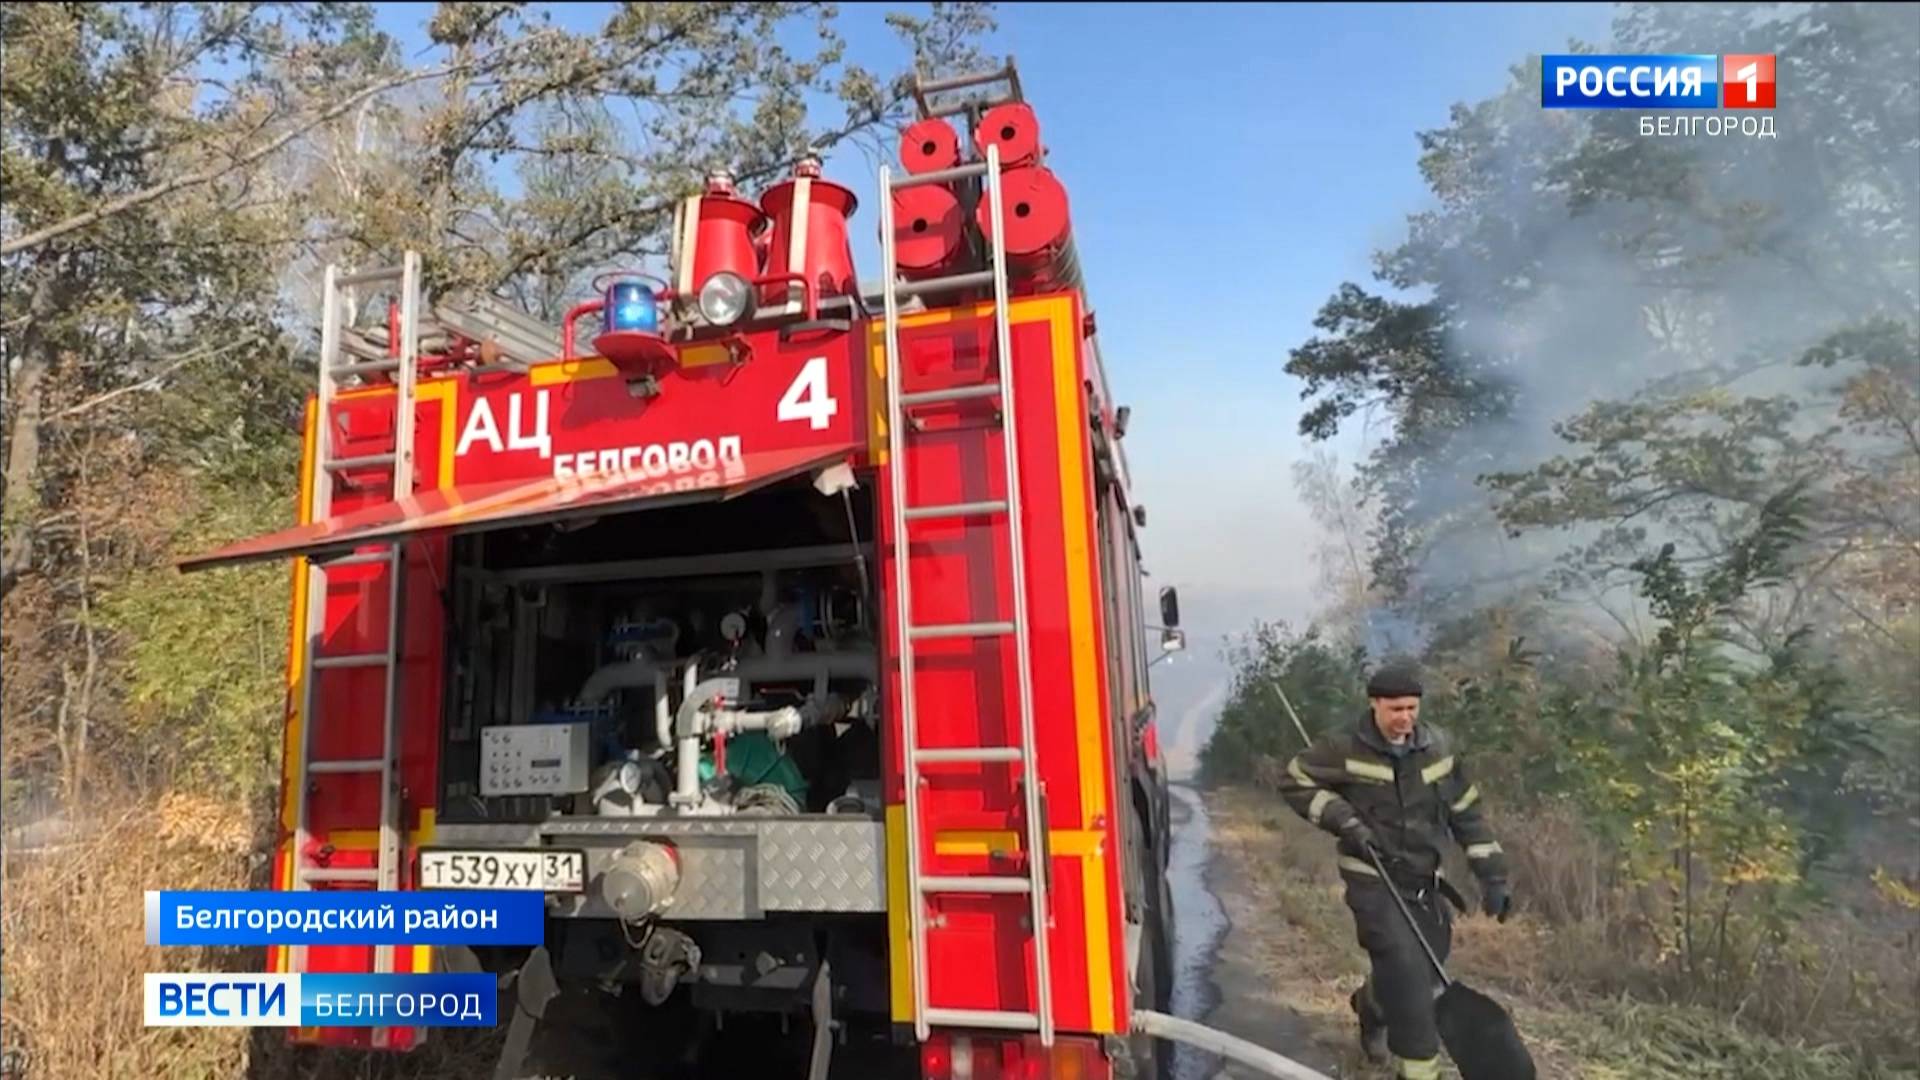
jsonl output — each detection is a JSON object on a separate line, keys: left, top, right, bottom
{"left": 1363, "top": 844, "right": 1536, "bottom": 1080}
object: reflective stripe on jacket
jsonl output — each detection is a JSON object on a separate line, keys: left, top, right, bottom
{"left": 1275, "top": 711, "right": 1508, "bottom": 890}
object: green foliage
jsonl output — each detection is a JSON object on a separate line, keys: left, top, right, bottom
{"left": 1198, "top": 622, "right": 1368, "bottom": 785}
{"left": 97, "top": 480, "right": 294, "bottom": 797}
{"left": 1241, "top": 1, "right": 1917, "bottom": 1060}
{"left": 297, "top": 1, "right": 998, "bottom": 306}
{"left": 0, "top": 2, "right": 996, "bottom": 811}
{"left": 1281, "top": 3, "right": 1918, "bottom": 627}
{"left": 1202, "top": 490, "right": 1889, "bottom": 1028}
{"left": 1540, "top": 495, "right": 1880, "bottom": 1006}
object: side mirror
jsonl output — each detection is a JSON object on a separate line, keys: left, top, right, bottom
{"left": 1158, "top": 585, "right": 1180, "bottom": 629}
{"left": 1160, "top": 628, "right": 1186, "bottom": 654}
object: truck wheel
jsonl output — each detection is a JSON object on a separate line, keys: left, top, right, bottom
{"left": 1129, "top": 804, "right": 1176, "bottom": 1080}
{"left": 1129, "top": 907, "right": 1176, "bottom": 1080}
{"left": 515, "top": 985, "right": 662, "bottom": 1080}
{"left": 1152, "top": 872, "right": 1175, "bottom": 1008}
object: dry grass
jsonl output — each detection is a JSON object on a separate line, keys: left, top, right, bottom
{"left": 1204, "top": 784, "right": 1920, "bottom": 1080}
{"left": 0, "top": 793, "right": 501, "bottom": 1080}
{"left": 1, "top": 796, "right": 261, "bottom": 1079}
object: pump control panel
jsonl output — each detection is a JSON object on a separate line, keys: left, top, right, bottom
{"left": 481, "top": 723, "right": 592, "bottom": 796}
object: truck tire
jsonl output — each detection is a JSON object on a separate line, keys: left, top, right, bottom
{"left": 1128, "top": 803, "right": 1176, "bottom": 1080}
{"left": 1130, "top": 915, "right": 1176, "bottom": 1080}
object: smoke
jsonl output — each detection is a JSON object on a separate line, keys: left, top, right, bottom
{"left": 1160, "top": 679, "right": 1231, "bottom": 782}
{"left": 1346, "top": 2, "right": 1920, "bottom": 652}
{"left": 1363, "top": 607, "right": 1429, "bottom": 660}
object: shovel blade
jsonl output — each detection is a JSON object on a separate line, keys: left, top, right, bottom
{"left": 1436, "top": 981, "right": 1535, "bottom": 1080}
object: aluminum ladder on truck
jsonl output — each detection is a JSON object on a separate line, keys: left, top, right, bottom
{"left": 286, "top": 254, "right": 423, "bottom": 1040}
{"left": 879, "top": 143, "right": 1056, "bottom": 1046}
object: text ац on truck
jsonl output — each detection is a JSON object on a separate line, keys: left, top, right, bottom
{"left": 179, "top": 62, "right": 1192, "bottom": 1080}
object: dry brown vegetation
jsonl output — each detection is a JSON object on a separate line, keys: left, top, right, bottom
{"left": 0, "top": 794, "right": 500, "bottom": 1080}
{"left": 2, "top": 794, "right": 265, "bottom": 1078}
{"left": 1206, "top": 785, "right": 1920, "bottom": 1080}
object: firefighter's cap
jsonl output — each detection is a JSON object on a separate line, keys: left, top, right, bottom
{"left": 1366, "top": 659, "right": 1424, "bottom": 699}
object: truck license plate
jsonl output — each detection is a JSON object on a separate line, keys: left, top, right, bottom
{"left": 419, "top": 849, "right": 585, "bottom": 892}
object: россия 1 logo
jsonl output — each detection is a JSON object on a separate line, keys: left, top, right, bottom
{"left": 1541, "top": 54, "right": 1776, "bottom": 110}
{"left": 1720, "top": 53, "right": 1776, "bottom": 109}
{"left": 1542, "top": 55, "right": 1720, "bottom": 109}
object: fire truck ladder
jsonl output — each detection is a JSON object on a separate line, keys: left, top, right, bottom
{"left": 879, "top": 144, "right": 1056, "bottom": 1046}
{"left": 287, "top": 254, "right": 423, "bottom": 1009}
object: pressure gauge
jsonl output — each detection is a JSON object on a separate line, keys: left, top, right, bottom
{"left": 720, "top": 612, "right": 748, "bottom": 643}
{"left": 617, "top": 759, "right": 644, "bottom": 796}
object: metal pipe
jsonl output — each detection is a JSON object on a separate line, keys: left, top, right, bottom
{"left": 1130, "top": 1011, "right": 1336, "bottom": 1080}
{"left": 753, "top": 270, "right": 817, "bottom": 321}
{"left": 673, "top": 732, "right": 701, "bottom": 806}
{"left": 572, "top": 661, "right": 675, "bottom": 753}
{"left": 916, "top": 62, "right": 1018, "bottom": 97}
{"left": 655, "top": 675, "right": 671, "bottom": 756}
{"left": 484, "top": 543, "right": 875, "bottom": 588}
{"left": 336, "top": 265, "right": 403, "bottom": 288}
{"left": 891, "top": 162, "right": 987, "bottom": 190}
{"left": 672, "top": 663, "right": 702, "bottom": 805}
{"left": 576, "top": 656, "right": 668, "bottom": 704}
{"left": 725, "top": 652, "right": 876, "bottom": 684}
{"left": 705, "top": 706, "right": 804, "bottom": 741}
{"left": 561, "top": 299, "right": 604, "bottom": 360}
{"left": 895, "top": 269, "right": 993, "bottom": 299}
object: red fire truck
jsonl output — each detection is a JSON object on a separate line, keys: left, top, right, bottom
{"left": 184, "top": 63, "right": 1183, "bottom": 1079}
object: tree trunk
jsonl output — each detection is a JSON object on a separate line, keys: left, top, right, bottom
{"left": 2, "top": 270, "right": 62, "bottom": 600}
{"left": 68, "top": 430, "right": 100, "bottom": 800}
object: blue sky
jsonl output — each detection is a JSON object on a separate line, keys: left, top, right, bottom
{"left": 937, "top": 4, "right": 1618, "bottom": 616}
{"left": 373, "top": 2, "right": 1617, "bottom": 620}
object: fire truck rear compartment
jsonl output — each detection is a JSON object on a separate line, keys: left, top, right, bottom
{"left": 427, "top": 475, "right": 906, "bottom": 1064}
{"left": 438, "top": 475, "right": 882, "bottom": 827}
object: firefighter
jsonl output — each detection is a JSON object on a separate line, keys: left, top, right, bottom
{"left": 1275, "top": 660, "right": 1513, "bottom": 1080}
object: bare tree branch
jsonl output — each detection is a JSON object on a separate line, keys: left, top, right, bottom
{"left": 1, "top": 62, "right": 486, "bottom": 256}
{"left": 50, "top": 341, "right": 249, "bottom": 421}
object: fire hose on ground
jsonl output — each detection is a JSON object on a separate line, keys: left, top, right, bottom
{"left": 1131, "top": 1010, "right": 1337, "bottom": 1080}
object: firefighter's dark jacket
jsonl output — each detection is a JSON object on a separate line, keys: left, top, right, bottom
{"left": 1276, "top": 712, "right": 1510, "bottom": 891}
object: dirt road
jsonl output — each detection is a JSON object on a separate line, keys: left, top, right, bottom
{"left": 1165, "top": 784, "right": 1350, "bottom": 1080}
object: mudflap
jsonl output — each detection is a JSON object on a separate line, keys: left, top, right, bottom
{"left": 492, "top": 946, "right": 560, "bottom": 1080}
{"left": 809, "top": 958, "right": 835, "bottom": 1080}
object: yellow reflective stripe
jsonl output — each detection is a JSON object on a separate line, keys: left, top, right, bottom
{"left": 1451, "top": 783, "right": 1480, "bottom": 813}
{"left": 1287, "top": 757, "right": 1317, "bottom": 788}
{"left": 1345, "top": 758, "right": 1394, "bottom": 783}
{"left": 1468, "top": 841, "right": 1504, "bottom": 860}
{"left": 886, "top": 805, "right": 912, "bottom": 1021}
{"left": 1420, "top": 756, "right": 1455, "bottom": 784}
{"left": 1397, "top": 1055, "right": 1442, "bottom": 1080}
{"left": 1337, "top": 856, "right": 1380, "bottom": 878}
{"left": 1307, "top": 789, "right": 1335, "bottom": 825}
{"left": 1045, "top": 294, "right": 1116, "bottom": 1035}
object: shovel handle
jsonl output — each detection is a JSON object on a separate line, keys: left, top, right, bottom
{"left": 1364, "top": 843, "right": 1453, "bottom": 987}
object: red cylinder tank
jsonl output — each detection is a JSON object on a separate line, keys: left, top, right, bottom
{"left": 892, "top": 183, "right": 965, "bottom": 277}
{"left": 679, "top": 170, "right": 767, "bottom": 299}
{"left": 760, "top": 157, "right": 860, "bottom": 308}
{"left": 901, "top": 117, "right": 960, "bottom": 174}
{"left": 973, "top": 102, "right": 1042, "bottom": 167}
{"left": 978, "top": 164, "right": 1070, "bottom": 261}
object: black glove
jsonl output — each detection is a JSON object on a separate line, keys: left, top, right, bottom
{"left": 1482, "top": 882, "right": 1513, "bottom": 923}
{"left": 1340, "top": 818, "right": 1379, "bottom": 853}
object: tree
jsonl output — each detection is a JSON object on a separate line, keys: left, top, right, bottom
{"left": 1, "top": 2, "right": 379, "bottom": 804}
{"left": 1198, "top": 621, "right": 1368, "bottom": 785}
{"left": 1282, "top": 3, "right": 1919, "bottom": 652}
{"left": 0, "top": 1, "right": 997, "bottom": 810}
{"left": 281, "top": 2, "right": 997, "bottom": 312}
